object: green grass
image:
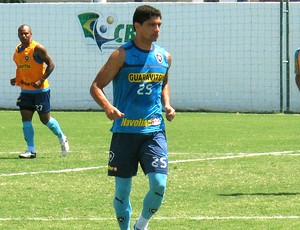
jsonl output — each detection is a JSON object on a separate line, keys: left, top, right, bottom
{"left": 0, "top": 111, "right": 300, "bottom": 229}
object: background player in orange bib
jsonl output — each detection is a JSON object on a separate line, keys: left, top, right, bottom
{"left": 11, "top": 24, "right": 69, "bottom": 159}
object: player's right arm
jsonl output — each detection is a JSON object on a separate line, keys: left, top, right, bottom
{"left": 295, "top": 49, "right": 300, "bottom": 91}
{"left": 90, "top": 47, "right": 125, "bottom": 120}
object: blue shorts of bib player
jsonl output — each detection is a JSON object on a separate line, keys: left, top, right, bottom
{"left": 108, "top": 131, "right": 168, "bottom": 177}
{"left": 17, "top": 90, "right": 51, "bottom": 113}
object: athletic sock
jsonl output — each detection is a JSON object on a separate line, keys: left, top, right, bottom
{"left": 45, "top": 117, "right": 64, "bottom": 139}
{"left": 141, "top": 173, "right": 167, "bottom": 220}
{"left": 28, "top": 146, "right": 35, "bottom": 153}
{"left": 135, "top": 215, "right": 149, "bottom": 230}
{"left": 114, "top": 177, "right": 132, "bottom": 230}
{"left": 22, "top": 121, "right": 35, "bottom": 152}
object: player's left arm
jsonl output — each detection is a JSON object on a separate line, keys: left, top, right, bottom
{"left": 33, "top": 44, "right": 55, "bottom": 88}
{"left": 162, "top": 52, "right": 176, "bottom": 122}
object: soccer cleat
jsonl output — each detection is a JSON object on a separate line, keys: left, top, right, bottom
{"left": 60, "top": 137, "right": 69, "bottom": 156}
{"left": 19, "top": 151, "right": 36, "bottom": 159}
{"left": 133, "top": 224, "right": 148, "bottom": 230}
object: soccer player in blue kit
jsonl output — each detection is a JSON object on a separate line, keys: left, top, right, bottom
{"left": 90, "top": 5, "right": 176, "bottom": 230}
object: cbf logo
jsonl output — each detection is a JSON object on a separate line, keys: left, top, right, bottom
{"left": 78, "top": 12, "right": 135, "bottom": 52}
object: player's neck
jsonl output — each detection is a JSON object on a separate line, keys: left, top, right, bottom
{"left": 21, "top": 40, "right": 31, "bottom": 49}
{"left": 133, "top": 38, "right": 153, "bottom": 51}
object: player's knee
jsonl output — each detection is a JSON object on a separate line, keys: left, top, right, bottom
{"left": 39, "top": 113, "right": 50, "bottom": 124}
{"left": 115, "top": 177, "right": 132, "bottom": 197}
{"left": 154, "top": 184, "right": 166, "bottom": 198}
{"left": 148, "top": 173, "right": 167, "bottom": 195}
{"left": 116, "top": 185, "right": 131, "bottom": 197}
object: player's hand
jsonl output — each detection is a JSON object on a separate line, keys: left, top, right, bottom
{"left": 31, "top": 79, "right": 44, "bottom": 88}
{"left": 10, "top": 78, "right": 16, "bottom": 86}
{"left": 165, "top": 105, "right": 176, "bottom": 122}
{"left": 105, "top": 106, "right": 125, "bottom": 120}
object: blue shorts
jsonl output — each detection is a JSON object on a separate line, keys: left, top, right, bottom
{"left": 16, "top": 90, "right": 51, "bottom": 114}
{"left": 108, "top": 131, "right": 168, "bottom": 178}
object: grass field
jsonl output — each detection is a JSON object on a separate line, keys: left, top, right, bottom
{"left": 0, "top": 111, "right": 300, "bottom": 230}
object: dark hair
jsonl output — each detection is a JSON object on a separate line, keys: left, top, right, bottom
{"left": 18, "top": 24, "right": 31, "bottom": 33}
{"left": 133, "top": 5, "right": 161, "bottom": 30}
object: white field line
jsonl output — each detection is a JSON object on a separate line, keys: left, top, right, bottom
{"left": 0, "top": 166, "right": 106, "bottom": 177}
{"left": 0, "top": 150, "right": 300, "bottom": 177}
{"left": 0, "top": 215, "right": 300, "bottom": 221}
{"left": 169, "top": 151, "right": 300, "bottom": 163}
{"left": 1, "top": 151, "right": 300, "bottom": 222}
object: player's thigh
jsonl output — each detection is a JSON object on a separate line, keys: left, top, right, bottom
{"left": 108, "top": 133, "right": 140, "bottom": 178}
{"left": 35, "top": 90, "right": 51, "bottom": 114}
{"left": 140, "top": 131, "right": 168, "bottom": 175}
{"left": 17, "top": 93, "right": 35, "bottom": 111}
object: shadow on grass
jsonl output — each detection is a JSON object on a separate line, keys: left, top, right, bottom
{"left": 0, "top": 156, "right": 19, "bottom": 160}
{"left": 219, "top": 192, "right": 300, "bottom": 196}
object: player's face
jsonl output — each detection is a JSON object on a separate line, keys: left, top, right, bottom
{"left": 18, "top": 26, "right": 32, "bottom": 46}
{"left": 138, "top": 16, "right": 162, "bottom": 42}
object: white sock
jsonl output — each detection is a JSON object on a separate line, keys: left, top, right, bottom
{"left": 135, "top": 215, "right": 149, "bottom": 229}
{"left": 59, "top": 135, "right": 67, "bottom": 143}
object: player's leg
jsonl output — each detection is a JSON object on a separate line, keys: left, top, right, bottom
{"left": 135, "top": 173, "right": 167, "bottom": 230}
{"left": 143, "top": 173, "right": 167, "bottom": 218}
{"left": 114, "top": 176, "right": 133, "bottom": 230}
{"left": 41, "top": 113, "right": 66, "bottom": 139}
{"left": 135, "top": 131, "right": 168, "bottom": 230}
{"left": 17, "top": 93, "right": 36, "bottom": 158}
{"left": 20, "top": 109, "right": 35, "bottom": 156}
{"left": 37, "top": 90, "right": 69, "bottom": 155}
{"left": 108, "top": 133, "right": 140, "bottom": 229}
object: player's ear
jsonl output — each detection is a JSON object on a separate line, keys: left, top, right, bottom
{"left": 133, "top": 22, "right": 141, "bottom": 31}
